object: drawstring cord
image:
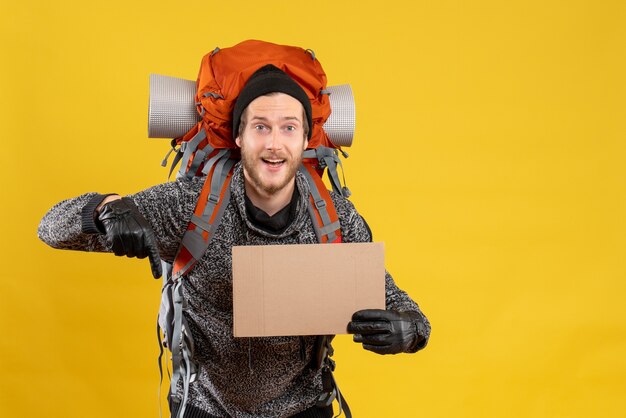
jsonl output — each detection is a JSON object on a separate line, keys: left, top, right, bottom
{"left": 248, "top": 338, "right": 253, "bottom": 372}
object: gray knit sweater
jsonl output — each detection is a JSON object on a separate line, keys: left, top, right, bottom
{"left": 38, "top": 163, "right": 430, "bottom": 417}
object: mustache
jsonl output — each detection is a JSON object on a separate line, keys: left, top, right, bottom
{"left": 260, "top": 152, "right": 289, "bottom": 160}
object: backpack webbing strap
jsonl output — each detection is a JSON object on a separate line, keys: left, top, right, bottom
{"left": 172, "top": 151, "right": 235, "bottom": 280}
{"left": 327, "top": 368, "right": 351, "bottom": 418}
{"left": 170, "top": 280, "right": 197, "bottom": 418}
{"left": 299, "top": 164, "right": 342, "bottom": 243}
{"left": 186, "top": 147, "right": 208, "bottom": 180}
{"left": 161, "top": 139, "right": 179, "bottom": 174}
{"left": 157, "top": 263, "right": 200, "bottom": 418}
{"left": 201, "top": 148, "right": 230, "bottom": 176}
{"left": 303, "top": 147, "right": 350, "bottom": 198}
{"left": 179, "top": 156, "right": 235, "bottom": 260}
{"left": 157, "top": 321, "right": 169, "bottom": 418}
{"left": 176, "top": 129, "right": 206, "bottom": 179}
{"left": 168, "top": 147, "right": 184, "bottom": 180}
{"left": 312, "top": 147, "right": 350, "bottom": 198}
{"left": 157, "top": 264, "right": 174, "bottom": 410}
{"left": 170, "top": 281, "right": 184, "bottom": 396}
{"left": 315, "top": 337, "right": 352, "bottom": 418}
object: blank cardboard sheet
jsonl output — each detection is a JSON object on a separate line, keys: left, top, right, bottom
{"left": 232, "top": 242, "right": 385, "bottom": 337}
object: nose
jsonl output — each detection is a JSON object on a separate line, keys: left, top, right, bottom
{"left": 266, "top": 129, "right": 283, "bottom": 151}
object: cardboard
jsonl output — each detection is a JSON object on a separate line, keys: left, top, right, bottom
{"left": 232, "top": 242, "right": 385, "bottom": 337}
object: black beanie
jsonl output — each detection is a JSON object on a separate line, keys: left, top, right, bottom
{"left": 232, "top": 64, "right": 313, "bottom": 140}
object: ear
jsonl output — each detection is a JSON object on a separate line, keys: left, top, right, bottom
{"left": 303, "top": 138, "right": 309, "bottom": 151}
{"left": 235, "top": 136, "right": 242, "bottom": 148}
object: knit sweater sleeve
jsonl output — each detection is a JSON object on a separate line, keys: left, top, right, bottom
{"left": 331, "top": 192, "right": 431, "bottom": 349}
{"left": 38, "top": 192, "right": 112, "bottom": 252}
{"left": 38, "top": 178, "right": 203, "bottom": 262}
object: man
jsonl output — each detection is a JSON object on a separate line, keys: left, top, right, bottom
{"left": 38, "top": 64, "right": 430, "bottom": 418}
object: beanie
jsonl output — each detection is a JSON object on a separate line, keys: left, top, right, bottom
{"left": 232, "top": 64, "right": 313, "bottom": 140}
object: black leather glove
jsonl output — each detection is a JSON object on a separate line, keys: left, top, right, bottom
{"left": 347, "top": 309, "right": 428, "bottom": 355}
{"left": 97, "top": 197, "right": 162, "bottom": 278}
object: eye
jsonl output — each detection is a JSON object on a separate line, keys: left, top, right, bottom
{"left": 254, "top": 124, "right": 267, "bottom": 131}
{"left": 285, "top": 125, "right": 296, "bottom": 132}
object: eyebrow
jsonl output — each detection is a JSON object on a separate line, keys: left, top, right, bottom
{"left": 249, "top": 116, "right": 302, "bottom": 124}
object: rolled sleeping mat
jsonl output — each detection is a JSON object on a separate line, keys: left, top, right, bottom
{"left": 148, "top": 74, "right": 355, "bottom": 147}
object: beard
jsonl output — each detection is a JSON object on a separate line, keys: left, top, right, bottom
{"left": 240, "top": 141, "right": 304, "bottom": 197}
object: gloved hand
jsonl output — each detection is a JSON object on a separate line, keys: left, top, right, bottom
{"left": 97, "top": 197, "right": 162, "bottom": 278}
{"left": 347, "top": 309, "right": 427, "bottom": 355}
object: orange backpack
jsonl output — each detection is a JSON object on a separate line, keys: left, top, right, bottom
{"left": 187, "top": 39, "right": 333, "bottom": 150}
{"left": 159, "top": 40, "right": 352, "bottom": 418}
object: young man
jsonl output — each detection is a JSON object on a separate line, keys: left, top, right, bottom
{"left": 38, "top": 65, "right": 430, "bottom": 418}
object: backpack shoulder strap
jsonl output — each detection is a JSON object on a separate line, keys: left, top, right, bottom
{"left": 300, "top": 152, "right": 353, "bottom": 417}
{"left": 299, "top": 160, "right": 342, "bottom": 244}
{"left": 160, "top": 150, "right": 236, "bottom": 418}
{"left": 172, "top": 150, "right": 236, "bottom": 280}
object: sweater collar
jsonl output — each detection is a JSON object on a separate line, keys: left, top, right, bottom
{"left": 230, "top": 162, "right": 311, "bottom": 238}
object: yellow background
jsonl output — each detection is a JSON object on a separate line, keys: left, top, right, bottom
{"left": 1, "top": 1, "right": 625, "bottom": 417}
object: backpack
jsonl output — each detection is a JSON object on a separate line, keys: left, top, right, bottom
{"left": 156, "top": 40, "right": 352, "bottom": 418}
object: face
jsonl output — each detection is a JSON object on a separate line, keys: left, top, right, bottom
{"left": 235, "top": 93, "right": 309, "bottom": 199}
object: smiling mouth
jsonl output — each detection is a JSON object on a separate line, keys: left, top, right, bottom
{"left": 262, "top": 158, "right": 286, "bottom": 167}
